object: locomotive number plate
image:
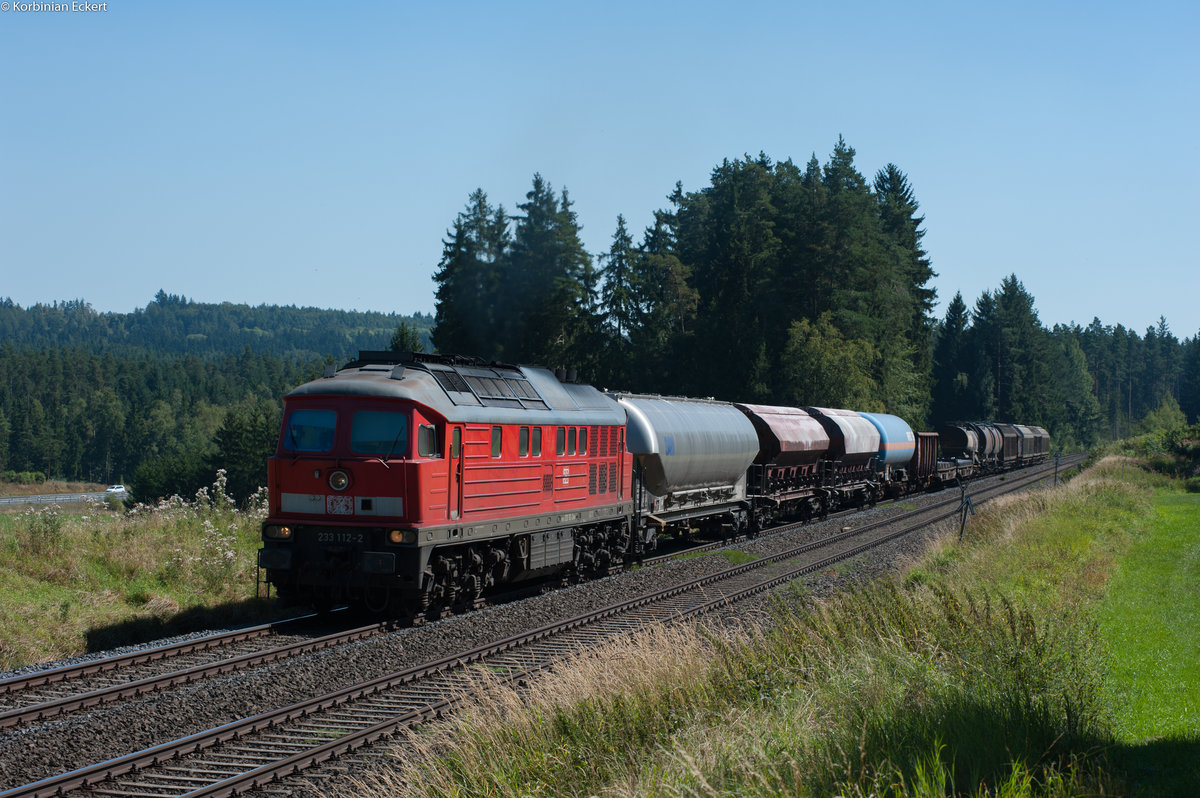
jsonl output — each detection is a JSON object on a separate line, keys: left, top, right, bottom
{"left": 316, "top": 531, "right": 365, "bottom": 544}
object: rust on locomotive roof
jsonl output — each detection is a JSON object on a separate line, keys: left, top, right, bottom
{"left": 285, "top": 350, "right": 625, "bottom": 426}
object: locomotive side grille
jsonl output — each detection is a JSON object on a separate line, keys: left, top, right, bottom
{"left": 589, "top": 463, "right": 597, "bottom": 495}
{"left": 600, "top": 427, "right": 609, "bottom": 458}
{"left": 609, "top": 426, "right": 618, "bottom": 457}
{"left": 608, "top": 462, "right": 616, "bottom": 492}
{"left": 598, "top": 462, "right": 608, "bottom": 494}
{"left": 542, "top": 473, "right": 553, "bottom": 493}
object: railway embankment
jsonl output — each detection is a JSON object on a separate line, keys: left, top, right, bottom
{"left": 319, "top": 456, "right": 1199, "bottom": 798}
{"left": 0, "top": 472, "right": 279, "bottom": 671}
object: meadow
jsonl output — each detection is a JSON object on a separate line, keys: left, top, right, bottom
{"left": 0, "top": 471, "right": 275, "bottom": 670}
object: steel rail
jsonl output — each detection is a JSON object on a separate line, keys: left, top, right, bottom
{"left": 0, "top": 617, "right": 386, "bottom": 729}
{"left": 0, "top": 619, "right": 303, "bottom": 696}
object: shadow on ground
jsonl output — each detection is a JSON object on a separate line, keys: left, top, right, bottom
{"left": 84, "top": 597, "right": 291, "bottom": 652}
{"left": 1109, "top": 736, "right": 1200, "bottom": 797}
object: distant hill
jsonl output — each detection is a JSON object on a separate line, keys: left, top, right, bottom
{"left": 0, "top": 292, "right": 432, "bottom": 360}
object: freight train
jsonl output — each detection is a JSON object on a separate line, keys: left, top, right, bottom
{"left": 257, "top": 352, "right": 1049, "bottom": 617}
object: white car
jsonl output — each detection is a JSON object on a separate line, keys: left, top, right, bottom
{"left": 105, "top": 485, "right": 128, "bottom": 496}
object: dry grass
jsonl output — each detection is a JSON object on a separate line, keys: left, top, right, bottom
{"left": 0, "top": 479, "right": 108, "bottom": 498}
{"left": 0, "top": 472, "right": 274, "bottom": 669}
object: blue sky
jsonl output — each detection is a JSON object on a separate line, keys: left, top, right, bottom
{"left": 2, "top": 0, "right": 1197, "bottom": 338}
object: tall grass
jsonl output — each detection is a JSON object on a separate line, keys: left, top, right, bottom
{"left": 0, "top": 471, "right": 273, "bottom": 670}
{"left": 329, "top": 459, "right": 1156, "bottom": 797}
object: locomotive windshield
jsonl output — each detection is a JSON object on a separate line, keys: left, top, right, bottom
{"left": 350, "top": 410, "right": 409, "bottom": 456}
{"left": 283, "top": 409, "right": 337, "bottom": 452}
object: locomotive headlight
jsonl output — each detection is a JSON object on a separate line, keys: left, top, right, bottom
{"left": 264, "top": 525, "right": 293, "bottom": 540}
{"left": 328, "top": 470, "right": 350, "bottom": 491}
{"left": 388, "top": 529, "right": 417, "bottom": 544}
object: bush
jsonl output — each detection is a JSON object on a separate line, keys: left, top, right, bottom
{"left": 1, "top": 470, "right": 47, "bottom": 485}
{"left": 1185, "top": 477, "right": 1200, "bottom": 494}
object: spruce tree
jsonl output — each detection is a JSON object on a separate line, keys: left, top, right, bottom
{"left": 432, "top": 189, "right": 509, "bottom": 359}
{"left": 503, "top": 175, "right": 592, "bottom": 369}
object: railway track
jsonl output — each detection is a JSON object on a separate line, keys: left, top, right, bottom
{"left": 0, "top": 456, "right": 1079, "bottom": 798}
{"left": 0, "top": 615, "right": 393, "bottom": 729}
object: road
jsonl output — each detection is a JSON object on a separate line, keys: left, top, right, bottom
{"left": 0, "top": 491, "right": 121, "bottom": 507}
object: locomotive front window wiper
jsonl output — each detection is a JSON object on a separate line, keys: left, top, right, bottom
{"left": 377, "top": 427, "right": 406, "bottom": 468}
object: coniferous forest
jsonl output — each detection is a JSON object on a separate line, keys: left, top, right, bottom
{"left": 432, "top": 140, "right": 1199, "bottom": 450}
{"left": 2, "top": 139, "right": 1198, "bottom": 500}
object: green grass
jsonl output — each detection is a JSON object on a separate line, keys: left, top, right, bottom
{"left": 1097, "top": 491, "right": 1200, "bottom": 794}
{"left": 675, "top": 548, "right": 760, "bottom": 565}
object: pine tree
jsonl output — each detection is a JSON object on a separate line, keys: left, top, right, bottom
{"left": 501, "top": 175, "right": 592, "bottom": 369}
{"left": 600, "top": 215, "right": 637, "bottom": 341}
{"left": 596, "top": 215, "right": 638, "bottom": 386}
{"left": 874, "top": 163, "right": 937, "bottom": 398}
{"left": 931, "top": 292, "right": 972, "bottom": 424}
{"left": 1179, "top": 332, "right": 1200, "bottom": 423}
{"left": 673, "top": 156, "right": 781, "bottom": 398}
{"left": 628, "top": 207, "right": 697, "bottom": 391}
{"left": 432, "top": 189, "right": 509, "bottom": 359}
{"left": 389, "top": 322, "right": 425, "bottom": 353}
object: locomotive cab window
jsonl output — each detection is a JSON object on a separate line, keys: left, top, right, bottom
{"left": 491, "top": 426, "right": 502, "bottom": 457}
{"left": 519, "top": 426, "right": 529, "bottom": 457}
{"left": 417, "top": 425, "right": 439, "bottom": 458}
{"left": 350, "top": 410, "right": 408, "bottom": 456}
{"left": 283, "top": 409, "right": 337, "bottom": 452}
{"left": 532, "top": 427, "right": 542, "bottom": 457}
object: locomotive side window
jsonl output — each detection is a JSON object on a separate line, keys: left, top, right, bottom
{"left": 532, "top": 427, "right": 542, "bottom": 457}
{"left": 556, "top": 427, "right": 566, "bottom": 456}
{"left": 579, "top": 427, "right": 588, "bottom": 455}
{"left": 350, "top": 410, "right": 408, "bottom": 455}
{"left": 451, "top": 427, "right": 461, "bottom": 458}
{"left": 568, "top": 427, "right": 577, "bottom": 455}
{"left": 283, "top": 409, "right": 337, "bottom": 452}
{"left": 491, "top": 426, "right": 502, "bottom": 457}
{"left": 417, "top": 425, "right": 439, "bottom": 457}
{"left": 519, "top": 426, "right": 529, "bottom": 457}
